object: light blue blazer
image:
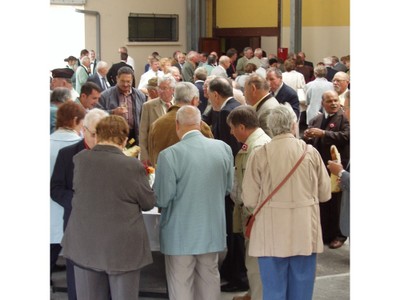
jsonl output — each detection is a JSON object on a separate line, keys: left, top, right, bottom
{"left": 154, "top": 130, "right": 234, "bottom": 255}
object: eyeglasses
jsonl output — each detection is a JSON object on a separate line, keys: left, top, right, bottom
{"left": 333, "top": 79, "right": 347, "bottom": 83}
{"left": 84, "top": 126, "right": 96, "bottom": 138}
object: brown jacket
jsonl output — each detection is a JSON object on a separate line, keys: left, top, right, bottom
{"left": 148, "top": 105, "right": 213, "bottom": 166}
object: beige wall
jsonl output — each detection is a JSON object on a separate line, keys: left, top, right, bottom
{"left": 83, "top": 0, "right": 187, "bottom": 84}
{"left": 281, "top": 26, "right": 350, "bottom": 65}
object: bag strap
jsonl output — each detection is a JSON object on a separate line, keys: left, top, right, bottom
{"left": 251, "top": 144, "right": 310, "bottom": 219}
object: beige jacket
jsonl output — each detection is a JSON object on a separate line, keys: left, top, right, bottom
{"left": 242, "top": 134, "right": 331, "bottom": 257}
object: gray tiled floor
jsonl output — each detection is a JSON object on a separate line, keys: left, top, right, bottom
{"left": 51, "top": 241, "right": 349, "bottom": 300}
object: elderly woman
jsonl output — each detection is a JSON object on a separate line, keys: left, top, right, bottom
{"left": 242, "top": 104, "right": 331, "bottom": 300}
{"left": 61, "top": 115, "right": 156, "bottom": 300}
{"left": 50, "top": 101, "right": 85, "bottom": 278}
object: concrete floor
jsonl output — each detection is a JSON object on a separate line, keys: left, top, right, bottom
{"left": 51, "top": 240, "right": 349, "bottom": 300}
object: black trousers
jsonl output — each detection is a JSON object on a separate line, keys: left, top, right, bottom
{"left": 219, "top": 195, "right": 248, "bottom": 287}
{"left": 320, "top": 192, "right": 347, "bottom": 244}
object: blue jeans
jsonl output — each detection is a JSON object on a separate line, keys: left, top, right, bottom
{"left": 258, "top": 254, "right": 317, "bottom": 300}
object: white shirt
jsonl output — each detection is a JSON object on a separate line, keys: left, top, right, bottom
{"left": 138, "top": 69, "right": 164, "bottom": 90}
{"left": 127, "top": 56, "right": 135, "bottom": 70}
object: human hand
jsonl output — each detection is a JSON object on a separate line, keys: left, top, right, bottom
{"left": 304, "top": 128, "right": 325, "bottom": 139}
{"left": 327, "top": 160, "right": 343, "bottom": 176}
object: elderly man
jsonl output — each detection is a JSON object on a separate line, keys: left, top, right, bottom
{"left": 75, "top": 55, "right": 91, "bottom": 94}
{"left": 181, "top": 50, "right": 199, "bottom": 83}
{"left": 332, "top": 71, "right": 350, "bottom": 106}
{"left": 236, "top": 47, "right": 254, "bottom": 75}
{"left": 87, "top": 61, "right": 110, "bottom": 92}
{"left": 227, "top": 106, "right": 271, "bottom": 300}
{"left": 50, "top": 108, "right": 108, "bottom": 300}
{"left": 76, "top": 82, "right": 102, "bottom": 111}
{"left": 211, "top": 55, "right": 231, "bottom": 78}
{"left": 98, "top": 66, "right": 146, "bottom": 145}
{"left": 304, "top": 90, "right": 350, "bottom": 249}
{"left": 153, "top": 105, "right": 234, "bottom": 300}
{"left": 266, "top": 67, "right": 300, "bottom": 119}
{"left": 147, "top": 81, "right": 213, "bottom": 166}
{"left": 305, "top": 65, "right": 334, "bottom": 125}
{"left": 139, "top": 74, "right": 176, "bottom": 165}
{"left": 243, "top": 73, "right": 280, "bottom": 137}
{"left": 50, "top": 68, "right": 79, "bottom": 100}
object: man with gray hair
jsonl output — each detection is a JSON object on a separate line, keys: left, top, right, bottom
{"left": 211, "top": 55, "right": 231, "bottom": 78}
{"left": 148, "top": 82, "right": 213, "bottom": 166}
{"left": 181, "top": 50, "right": 199, "bottom": 83}
{"left": 139, "top": 74, "right": 176, "bottom": 164}
{"left": 75, "top": 55, "right": 91, "bottom": 94}
{"left": 305, "top": 65, "right": 334, "bottom": 125}
{"left": 153, "top": 105, "right": 234, "bottom": 300}
{"left": 87, "top": 61, "right": 110, "bottom": 92}
{"left": 243, "top": 73, "right": 280, "bottom": 137}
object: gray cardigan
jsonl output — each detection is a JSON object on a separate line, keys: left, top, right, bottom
{"left": 61, "top": 144, "right": 155, "bottom": 274}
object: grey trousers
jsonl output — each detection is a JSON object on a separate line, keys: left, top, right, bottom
{"left": 74, "top": 265, "right": 140, "bottom": 300}
{"left": 165, "top": 252, "right": 220, "bottom": 300}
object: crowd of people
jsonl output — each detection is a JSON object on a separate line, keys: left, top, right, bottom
{"left": 49, "top": 46, "right": 350, "bottom": 300}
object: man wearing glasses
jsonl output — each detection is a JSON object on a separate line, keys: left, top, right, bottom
{"left": 332, "top": 72, "right": 350, "bottom": 106}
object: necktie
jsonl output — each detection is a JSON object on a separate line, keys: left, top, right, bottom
{"left": 165, "top": 102, "right": 171, "bottom": 110}
{"left": 101, "top": 77, "right": 107, "bottom": 90}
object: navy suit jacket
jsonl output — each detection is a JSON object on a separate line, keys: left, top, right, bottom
{"left": 212, "top": 97, "right": 242, "bottom": 157}
{"left": 194, "top": 80, "right": 207, "bottom": 114}
{"left": 274, "top": 82, "right": 300, "bottom": 118}
{"left": 107, "top": 62, "right": 135, "bottom": 87}
{"left": 87, "top": 73, "right": 106, "bottom": 91}
{"left": 50, "top": 139, "right": 86, "bottom": 230}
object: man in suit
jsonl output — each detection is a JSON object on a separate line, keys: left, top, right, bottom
{"left": 297, "top": 51, "right": 314, "bottom": 69}
{"left": 87, "top": 61, "right": 110, "bottom": 92}
{"left": 98, "top": 66, "right": 146, "bottom": 145}
{"left": 243, "top": 73, "right": 279, "bottom": 137}
{"left": 332, "top": 55, "right": 348, "bottom": 72}
{"left": 332, "top": 71, "right": 350, "bottom": 106}
{"left": 207, "top": 76, "right": 248, "bottom": 292}
{"left": 266, "top": 67, "right": 300, "bottom": 119}
{"left": 323, "top": 57, "right": 339, "bottom": 82}
{"left": 181, "top": 50, "right": 199, "bottom": 83}
{"left": 147, "top": 82, "right": 213, "bottom": 166}
{"left": 107, "top": 52, "right": 135, "bottom": 87}
{"left": 193, "top": 67, "right": 208, "bottom": 114}
{"left": 304, "top": 90, "right": 350, "bottom": 249}
{"left": 89, "top": 49, "right": 98, "bottom": 75}
{"left": 153, "top": 105, "right": 234, "bottom": 300}
{"left": 211, "top": 55, "right": 230, "bottom": 78}
{"left": 75, "top": 55, "right": 91, "bottom": 94}
{"left": 51, "top": 108, "right": 109, "bottom": 300}
{"left": 227, "top": 106, "right": 271, "bottom": 300}
{"left": 139, "top": 74, "right": 176, "bottom": 165}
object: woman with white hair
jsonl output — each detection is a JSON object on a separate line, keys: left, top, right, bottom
{"left": 242, "top": 104, "right": 331, "bottom": 300}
